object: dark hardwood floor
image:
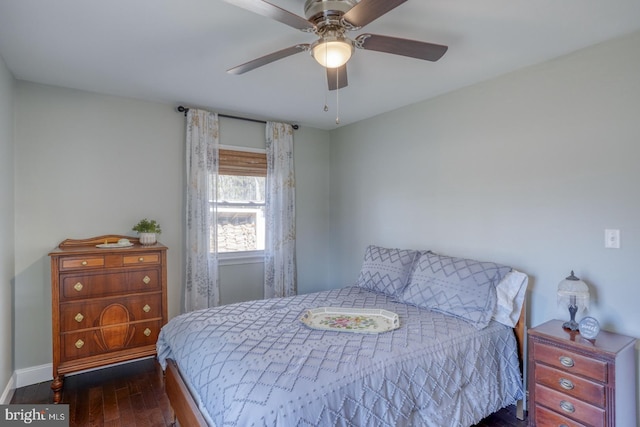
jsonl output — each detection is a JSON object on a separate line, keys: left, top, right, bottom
{"left": 11, "top": 358, "right": 527, "bottom": 426}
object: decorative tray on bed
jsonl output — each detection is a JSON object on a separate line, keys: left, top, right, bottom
{"left": 300, "top": 307, "right": 400, "bottom": 334}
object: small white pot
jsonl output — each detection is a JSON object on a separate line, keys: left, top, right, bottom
{"left": 138, "top": 232, "right": 157, "bottom": 246}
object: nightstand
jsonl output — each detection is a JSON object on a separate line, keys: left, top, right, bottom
{"left": 528, "top": 319, "right": 636, "bottom": 426}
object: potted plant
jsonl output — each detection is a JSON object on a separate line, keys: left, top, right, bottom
{"left": 132, "top": 218, "right": 162, "bottom": 245}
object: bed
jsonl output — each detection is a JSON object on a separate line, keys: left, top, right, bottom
{"left": 157, "top": 247, "right": 528, "bottom": 427}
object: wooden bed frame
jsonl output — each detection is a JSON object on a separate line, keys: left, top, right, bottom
{"left": 164, "top": 301, "right": 527, "bottom": 426}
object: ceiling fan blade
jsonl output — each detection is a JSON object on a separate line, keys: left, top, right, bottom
{"left": 342, "top": 0, "right": 407, "bottom": 28}
{"left": 223, "top": 0, "right": 315, "bottom": 31}
{"left": 227, "top": 44, "right": 309, "bottom": 75}
{"left": 327, "top": 65, "right": 348, "bottom": 91}
{"left": 356, "top": 34, "right": 448, "bottom": 62}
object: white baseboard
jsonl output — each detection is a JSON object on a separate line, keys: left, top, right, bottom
{"left": 8, "top": 357, "right": 156, "bottom": 397}
{"left": 15, "top": 363, "right": 52, "bottom": 388}
{"left": 1, "top": 372, "right": 16, "bottom": 404}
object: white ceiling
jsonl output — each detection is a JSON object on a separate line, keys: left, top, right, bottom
{"left": 1, "top": 0, "right": 639, "bottom": 130}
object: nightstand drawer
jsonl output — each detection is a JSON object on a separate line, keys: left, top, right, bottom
{"left": 535, "top": 363, "right": 605, "bottom": 407}
{"left": 535, "top": 404, "right": 588, "bottom": 427}
{"left": 535, "top": 383, "right": 605, "bottom": 426}
{"left": 534, "top": 341, "right": 607, "bottom": 382}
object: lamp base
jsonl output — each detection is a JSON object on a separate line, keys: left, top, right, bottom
{"left": 563, "top": 303, "right": 579, "bottom": 331}
{"left": 563, "top": 319, "right": 580, "bottom": 331}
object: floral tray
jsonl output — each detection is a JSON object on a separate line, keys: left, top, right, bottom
{"left": 300, "top": 307, "right": 400, "bottom": 334}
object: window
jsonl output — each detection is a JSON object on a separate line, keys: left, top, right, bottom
{"left": 213, "top": 149, "right": 267, "bottom": 258}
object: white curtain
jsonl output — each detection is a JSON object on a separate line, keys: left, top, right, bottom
{"left": 264, "top": 122, "right": 297, "bottom": 298}
{"left": 184, "top": 109, "right": 220, "bottom": 311}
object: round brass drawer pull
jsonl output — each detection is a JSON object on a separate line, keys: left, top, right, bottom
{"left": 559, "top": 356, "right": 574, "bottom": 368}
{"left": 143, "top": 304, "right": 151, "bottom": 313}
{"left": 138, "top": 257, "right": 145, "bottom": 262}
{"left": 143, "top": 328, "right": 152, "bottom": 337}
{"left": 74, "top": 282, "right": 83, "bottom": 292}
{"left": 81, "top": 260, "right": 88, "bottom": 266}
{"left": 74, "top": 313, "right": 84, "bottom": 323}
{"left": 142, "top": 276, "right": 151, "bottom": 284}
{"left": 559, "top": 378, "right": 574, "bottom": 390}
{"left": 559, "top": 400, "right": 575, "bottom": 413}
{"left": 75, "top": 339, "right": 84, "bottom": 349}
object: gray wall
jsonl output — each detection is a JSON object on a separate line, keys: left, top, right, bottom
{"left": 329, "top": 30, "right": 640, "bottom": 404}
{"left": 0, "top": 53, "right": 15, "bottom": 401}
{"left": 12, "top": 83, "right": 331, "bottom": 369}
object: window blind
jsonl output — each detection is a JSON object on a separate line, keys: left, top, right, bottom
{"left": 218, "top": 149, "right": 267, "bottom": 177}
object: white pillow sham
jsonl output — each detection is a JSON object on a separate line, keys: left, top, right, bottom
{"left": 493, "top": 270, "right": 528, "bottom": 327}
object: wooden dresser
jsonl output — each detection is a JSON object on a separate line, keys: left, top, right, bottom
{"left": 49, "top": 235, "right": 168, "bottom": 403}
{"left": 528, "top": 319, "right": 637, "bottom": 426}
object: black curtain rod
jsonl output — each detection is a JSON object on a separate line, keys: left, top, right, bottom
{"left": 176, "top": 106, "right": 299, "bottom": 130}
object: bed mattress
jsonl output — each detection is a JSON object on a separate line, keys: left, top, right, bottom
{"left": 157, "top": 286, "right": 523, "bottom": 427}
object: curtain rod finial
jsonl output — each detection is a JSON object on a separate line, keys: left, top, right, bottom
{"left": 177, "top": 105, "right": 189, "bottom": 117}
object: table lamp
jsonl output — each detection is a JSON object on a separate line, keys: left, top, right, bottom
{"left": 557, "top": 270, "right": 590, "bottom": 331}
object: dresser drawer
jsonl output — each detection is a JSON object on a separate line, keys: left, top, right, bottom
{"left": 535, "top": 384, "right": 605, "bottom": 426}
{"left": 534, "top": 341, "right": 607, "bottom": 382}
{"left": 535, "top": 363, "right": 605, "bottom": 407}
{"left": 60, "top": 256, "right": 105, "bottom": 270}
{"left": 60, "top": 294, "right": 163, "bottom": 332}
{"left": 61, "top": 320, "right": 162, "bottom": 361}
{"left": 60, "top": 269, "right": 160, "bottom": 300}
{"left": 123, "top": 252, "right": 160, "bottom": 265}
{"left": 535, "top": 404, "right": 588, "bottom": 427}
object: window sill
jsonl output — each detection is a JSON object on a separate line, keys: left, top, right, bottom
{"left": 218, "top": 250, "right": 264, "bottom": 266}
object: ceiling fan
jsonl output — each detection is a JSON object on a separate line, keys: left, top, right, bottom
{"left": 225, "top": 0, "right": 448, "bottom": 91}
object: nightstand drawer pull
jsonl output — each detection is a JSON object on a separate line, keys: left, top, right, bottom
{"left": 75, "top": 339, "right": 84, "bottom": 349}
{"left": 138, "top": 257, "right": 145, "bottom": 262}
{"left": 559, "top": 356, "right": 574, "bottom": 368}
{"left": 81, "top": 260, "right": 88, "bottom": 266}
{"left": 142, "top": 275, "right": 151, "bottom": 284}
{"left": 74, "top": 313, "right": 84, "bottom": 323}
{"left": 559, "top": 400, "right": 575, "bottom": 414}
{"left": 143, "top": 328, "right": 152, "bottom": 337}
{"left": 559, "top": 378, "right": 574, "bottom": 390}
{"left": 143, "top": 304, "right": 151, "bottom": 313}
{"left": 74, "top": 282, "right": 83, "bottom": 292}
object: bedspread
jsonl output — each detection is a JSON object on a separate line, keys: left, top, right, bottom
{"left": 157, "top": 286, "right": 523, "bottom": 427}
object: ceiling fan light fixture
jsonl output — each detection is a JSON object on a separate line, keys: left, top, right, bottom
{"left": 311, "top": 37, "right": 353, "bottom": 68}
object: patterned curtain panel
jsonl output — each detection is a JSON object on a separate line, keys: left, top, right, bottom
{"left": 264, "top": 122, "right": 297, "bottom": 298}
{"left": 184, "top": 109, "right": 220, "bottom": 311}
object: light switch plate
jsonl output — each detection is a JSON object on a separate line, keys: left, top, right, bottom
{"left": 605, "top": 229, "right": 620, "bottom": 249}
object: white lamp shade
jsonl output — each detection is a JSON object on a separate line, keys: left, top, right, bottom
{"left": 311, "top": 38, "right": 353, "bottom": 68}
{"left": 557, "top": 271, "right": 590, "bottom": 311}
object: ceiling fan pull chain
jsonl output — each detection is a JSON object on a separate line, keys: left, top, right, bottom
{"left": 335, "top": 71, "right": 340, "bottom": 125}
{"left": 324, "top": 46, "right": 330, "bottom": 113}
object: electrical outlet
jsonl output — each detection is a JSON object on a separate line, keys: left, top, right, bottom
{"left": 604, "top": 229, "right": 620, "bottom": 249}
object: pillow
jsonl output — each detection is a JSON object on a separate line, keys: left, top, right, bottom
{"left": 397, "top": 251, "right": 512, "bottom": 329}
{"left": 355, "top": 245, "right": 419, "bottom": 297}
{"left": 493, "top": 270, "right": 528, "bottom": 327}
